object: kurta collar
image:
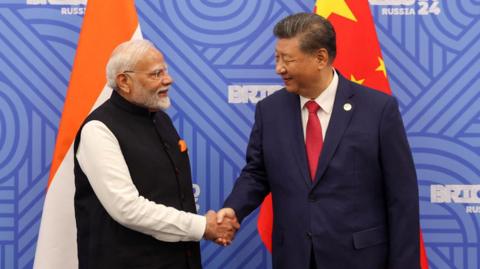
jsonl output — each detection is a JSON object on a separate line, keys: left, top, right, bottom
{"left": 110, "top": 90, "right": 153, "bottom": 117}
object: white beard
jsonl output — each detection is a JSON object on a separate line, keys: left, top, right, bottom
{"left": 156, "top": 95, "right": 171, "bottom": 111}
{"left": 131, "top": 81, "right": 171, "bottom": 111}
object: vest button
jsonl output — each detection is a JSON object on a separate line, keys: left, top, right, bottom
{"left": 175, "top": 168, "right": 180, "bottom": 175}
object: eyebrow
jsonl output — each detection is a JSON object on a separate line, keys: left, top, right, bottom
{"left": 275, "top": 52, "right": 294, "bottom": 58}
{"left": 154, "top": 64, "right": 167, "bottom": 69}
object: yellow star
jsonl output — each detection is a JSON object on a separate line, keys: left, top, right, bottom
{"left": 375, "top": 57, "right": 387, "bottom": 78}
{"left": 350, "top": 75, "right": 365, "bottom": 85}
{"left": 315, "top": 0, "right": 357, "bottom": 22}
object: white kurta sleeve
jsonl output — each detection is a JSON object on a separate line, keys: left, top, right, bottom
{"left": 76, "top": 120, "right": 206, "bottom": 242}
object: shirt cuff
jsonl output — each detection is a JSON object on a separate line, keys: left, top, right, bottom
{"left": 188, "top": 214, "right": 207, "bottom": 241}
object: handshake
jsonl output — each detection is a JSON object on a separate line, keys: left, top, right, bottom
{"left": 203, "top": 208, "right": 240, "bottom": 246}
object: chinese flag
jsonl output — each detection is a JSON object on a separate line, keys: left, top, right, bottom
{"left": 257, "top": 1, "right": 429, "bottom": 269}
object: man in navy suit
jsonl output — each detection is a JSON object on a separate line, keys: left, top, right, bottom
{"left": 217, "top": 13, "right": 420, "bottom": 269}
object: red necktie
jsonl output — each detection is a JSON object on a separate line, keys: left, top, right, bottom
{"left": 305, "top": 100, "right": 323, "bottom": 181}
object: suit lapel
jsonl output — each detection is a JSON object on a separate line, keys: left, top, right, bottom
{"left": 284, "top": 93, "right": 311, "bottom": 186}
{"left": 313, "top": 75, "right": 355, "bottom": 185}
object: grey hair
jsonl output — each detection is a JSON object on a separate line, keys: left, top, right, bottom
{"left": 106, "top": 39, "right": 156, "bottom": 89}
{"left": 273, "top": 12, "right": 336, "bottom": 62}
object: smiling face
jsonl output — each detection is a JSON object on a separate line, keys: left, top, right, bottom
{"left": 117, "top": 47, "right": 173, "bottom": 111}
{"left": 275, "top": 36, "right": 333, "bottom": 99}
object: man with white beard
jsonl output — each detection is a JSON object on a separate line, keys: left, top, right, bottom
{"left": 73, "top": 40, "right": 238, "bottom": 269}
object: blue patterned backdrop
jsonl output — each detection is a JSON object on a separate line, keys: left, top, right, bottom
{"left": 0, "top": 0, "right": 479, "bottom": 268}
{"left": 371, "top": 2, "right": 480, "bottom": 268}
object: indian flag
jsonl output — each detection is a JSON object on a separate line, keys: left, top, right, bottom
{"left": 34, "top": 1, "right": 140, "bottom": 268}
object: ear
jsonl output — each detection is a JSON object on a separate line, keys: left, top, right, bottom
{"left": 316, "top": 48, "right": 329, "bottom": 68}
{"left": 115, "top": 73, "right": 131, "bottom": 94}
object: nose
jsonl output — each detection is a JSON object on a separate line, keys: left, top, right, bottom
{"left": 161, "top": 73, "right": 173, "bottom": 85}
{"left": 275, "top": 62, "right": 286, "bottom": 75}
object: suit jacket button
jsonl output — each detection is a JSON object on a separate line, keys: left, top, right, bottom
{"left": 175, "top": 168, "right": 180, "bottom": 175}
{"left": 308, "top": 195, "right": 316, "bottom": 202}
{"left": 307, "top": 232, "right": 312, "bottom": 238}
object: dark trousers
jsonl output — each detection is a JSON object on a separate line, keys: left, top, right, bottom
{"left": 310, "top": 246, "right": 317, "bottom": 269}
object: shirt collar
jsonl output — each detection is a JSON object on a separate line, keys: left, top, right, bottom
{"left": 299, "top": 69, "right": 338, "bottom": 114}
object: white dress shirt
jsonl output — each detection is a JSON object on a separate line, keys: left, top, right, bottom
{"left": 300, "top": 70, "right": 339, "bottom": 141}
{"left": 76, "top": 120, "right": 206, "bottom": 242}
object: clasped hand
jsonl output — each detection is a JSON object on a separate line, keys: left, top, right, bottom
{"left": 204, "top": 208, "right": 239, "bottom": 246}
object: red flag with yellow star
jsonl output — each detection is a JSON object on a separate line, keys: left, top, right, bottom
{"left": 314, "top": 0, "right": 390, "bottom": 92}
{"left": 257, "top": 1, "right": 428, "bottom": 268}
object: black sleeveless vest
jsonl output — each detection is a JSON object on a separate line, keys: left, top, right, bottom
{"left": 74, "top": 91, "right": 202, "bottom": 269}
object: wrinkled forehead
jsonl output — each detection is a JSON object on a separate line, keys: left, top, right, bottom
{"left": 275, "top": 37, "right": 302, "bottom": 55}
{"left": 136, "top": 47, "right": 167, "bottom": 70}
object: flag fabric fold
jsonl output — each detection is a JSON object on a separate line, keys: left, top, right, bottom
{"left": 257, "top": 1, "right": 428, "bottom": 269}
{"left": 34, "top": 1, "right": 139, "bottom": 268}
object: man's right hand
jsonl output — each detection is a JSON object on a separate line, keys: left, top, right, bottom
{"left": 215, "top": 208, "right": 239, "bottom": 246}
{"left": 216, "top": 208, "right": 237, "bottom": 224}
{"left": 204, "top": 210, "right": 240, "bottom": 246}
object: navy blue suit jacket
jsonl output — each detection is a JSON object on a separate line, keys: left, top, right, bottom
{"left": 224, "top": 73, "right": 420, "bottom": 269}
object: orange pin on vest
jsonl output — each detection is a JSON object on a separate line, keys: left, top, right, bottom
{"left": 178, "top": 139, "right": 187, "bottom": 152}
